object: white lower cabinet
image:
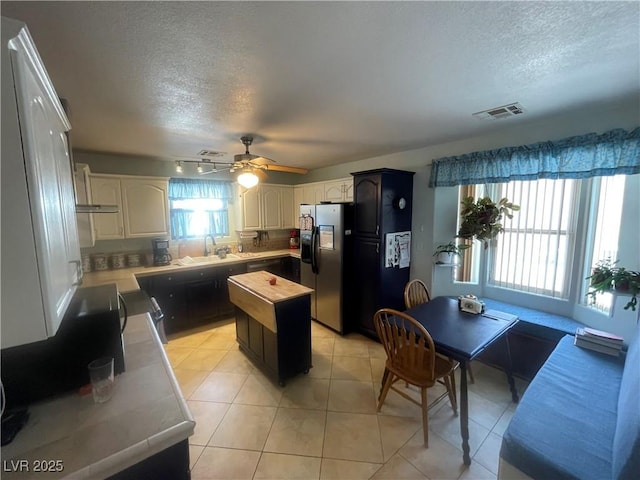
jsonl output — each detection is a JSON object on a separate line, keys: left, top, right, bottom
{"left": 90, "top": 174, "right": 169, "bottom": 240}
{"left": 2, "top": 18, "right": 81, "bottom": 348}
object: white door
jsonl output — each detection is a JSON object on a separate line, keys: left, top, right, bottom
{"left": 12, "top": 45, "right": 80, "bottom": 338}
{"left": 121, "top": 178, "right": 169, "bottom": 237}
{"left": 90, "top": 175, "right": 124, "bottom": 239}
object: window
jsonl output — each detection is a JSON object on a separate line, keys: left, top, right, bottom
{"left": 168, "top": 178, "right": 234, "bottom": 240}
{"left": 456, "top": 175, "right": 628, "bottom": 308}
{"left": 489, "top": 178, "right": 579, "bottom": 298}
{"left": 585, "top": 175, "right": 626, "bottom": 312}
{"left": 170, "top": 198, "right": 230, "bottom": 239}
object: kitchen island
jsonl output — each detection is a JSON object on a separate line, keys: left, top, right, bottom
{"left": 1, "top": 313, "right": 195, "bottom": 479}
{"left": 228, "top": 271, "right": 313, "bottom": 386}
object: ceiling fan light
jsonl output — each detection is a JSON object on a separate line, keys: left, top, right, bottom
{"left": 175, "top": 161, "right": 183, "bottom": 173}
{"left": 197, "top": 163, "right": 203, "bottom": 174}
{"left": 237, "top": 171, "right": 259, "bottom": 188}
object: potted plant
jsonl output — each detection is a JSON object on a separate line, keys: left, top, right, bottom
{"left": 587, "top": 258, "right": 640, "bottom": 311}
{"left": 433, "top": 241, "right": 470, "bottom": 265}
{"left": 457, "top": 196, "right": 520, "bottom": 249}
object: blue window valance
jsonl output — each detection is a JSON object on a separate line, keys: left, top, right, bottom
{"left": 168, "top": 178, "right": 233, "bottom": 200}
{"left": 429, "top": 128, "right": 640, "bottom": 187}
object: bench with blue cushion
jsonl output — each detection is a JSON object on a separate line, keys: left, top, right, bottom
{"left": 499, "top": 325, "right": 639, "bottom": 479}
{"left": 482, "top": 298, "right": 586, "bottom": 341}
{"left": 476, "top": 298, "right": 588, "bottom": 380}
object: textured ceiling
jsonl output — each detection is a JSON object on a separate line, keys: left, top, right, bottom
{"left": 2, "top": 1, "right": 639, "bottom": 170}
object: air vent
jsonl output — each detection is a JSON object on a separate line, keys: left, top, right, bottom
{"left": 473, "top": 102, "right": 525, "bottom": 120}
{"left": 197, "top": 149, "right": 226, "bottom": 158}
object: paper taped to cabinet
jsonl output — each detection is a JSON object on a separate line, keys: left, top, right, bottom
{"left": 385, "top": 231, "right": 411, "bottom": 268}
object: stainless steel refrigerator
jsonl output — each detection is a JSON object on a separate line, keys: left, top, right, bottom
{"left": 300, "top": 203, "right": 354, "bottom": 333}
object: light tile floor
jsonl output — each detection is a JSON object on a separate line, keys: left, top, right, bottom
{"left": 164, "top": 318, "right": 529, "bottom": 480}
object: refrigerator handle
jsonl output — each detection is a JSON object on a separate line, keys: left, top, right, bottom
{"left": 311, "top": 226, "right": 319, "bottom": 274}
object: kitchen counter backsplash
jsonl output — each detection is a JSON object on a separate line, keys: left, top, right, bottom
{"left": 80, "top": 229, "right": 296, "bottom": 272}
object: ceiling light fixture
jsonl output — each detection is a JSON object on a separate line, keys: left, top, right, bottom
{"left": 197, "top": 163, "right": 203, "bottom": 174}
{"left": 237, "top": 169, "right": 259, "bottom": 189}
{"left": 175, "top": 161, "right": 183, "bottom": 173}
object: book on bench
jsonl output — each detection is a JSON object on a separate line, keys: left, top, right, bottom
{"left": 573, "top": 335, "right": 621, "bottom": 356}
{"left": 582, "top": 327, "right": 623, "bottom": 342}
{"left": 575, "top": 327, "right": 623, "bottom": 348}
{"left": 574, "top": 327, "right": 623, "bottom": 356}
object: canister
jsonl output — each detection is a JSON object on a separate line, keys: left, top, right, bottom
{"left": 127, "top": 253, "right": 142, "bottom": 267}
{"left": 81, "top": 254, "right": 92, "bottom": 273}
{"left": 93, "top": 253, "right": 109, "bottom": 271}
{"left": 110, "top": 252, "right": 126, "bottom": 269}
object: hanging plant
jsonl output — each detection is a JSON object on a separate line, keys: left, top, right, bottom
{"left": 457, "top": 196, "right": 520, "bottom": 249}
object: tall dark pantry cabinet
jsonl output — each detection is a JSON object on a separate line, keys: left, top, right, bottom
{"left": 351, "top": 168, "right": 414, "bottom": 338}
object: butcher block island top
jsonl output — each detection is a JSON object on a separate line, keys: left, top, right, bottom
{"left": 227, "top": 271, "right": 313, "bottom": 386}
{"left": 227, "top": 270, "right": 313, "bottom": 303}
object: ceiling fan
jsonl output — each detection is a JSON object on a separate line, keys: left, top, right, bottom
{"left": 175, "top": 136, "right": 308, "bottom": 188}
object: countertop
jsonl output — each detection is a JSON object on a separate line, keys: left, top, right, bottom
{"left": 228, "top": 271, "right": 313, "bottom": 303}
{"left": 1, "top": 313, "right": 195, "bottom": 479}
{"left": 81, "top": 249, "right": 301, "bottom": 292}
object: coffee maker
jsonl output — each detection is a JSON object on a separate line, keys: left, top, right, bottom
{"left": 289, "top": 229, "right": 300, "bottom": 249}
{"left": 152, "top": 238, "right": 172, "bottom": 266}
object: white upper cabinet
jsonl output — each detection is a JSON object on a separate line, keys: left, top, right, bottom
{"left": 343, "top": 180, "right": 354, "bottom": 201}
{"left": 2, "top": 18, "right": 81, "bottom": 348}
{"left": 292, "top": 178, "right": 354, "bottom": 227}
{"left": 261, "top": 185, "right": 283, "bottom": 229}
{"left": 89, "top": 174, "right": 169, "bottom": 240}
{"left": 240, "top": 184, "right": 295, "bottom": 230}
{"left": 280, "top": 186, "right": 295, "bottom": 228}
{"left": 241, "top": 186, "right": 262, "bottom": 230}
{"left": 90, "top": 175, "right": 124, "bottom": 239}
{"left": 302, "top": 183, "right": 325, "bottom": 205}
{"left": 74, "top": 163, "right": 96, "bottom": 247}
{"left": 121, "top": 177, "right": 170, "bottom": 237}
{"left": 324, "top": 178, "right": 354, "bottom": 202}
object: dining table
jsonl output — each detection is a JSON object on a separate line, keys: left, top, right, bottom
{"left": 402, "top": 296, "right": 519, "bottom": 465}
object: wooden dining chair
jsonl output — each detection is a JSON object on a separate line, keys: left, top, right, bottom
{"left": 403, "top": 279, "right": 475, "bottom": 384}
{"left": 374, "top": 308, "right": 458, "bottom": 447}
{"left": 404, "top": 279, "right": 431, "bottom": 309}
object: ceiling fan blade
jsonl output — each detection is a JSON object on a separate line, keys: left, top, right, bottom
{"left": 249, "top": 156, "right": 276, "bottom": 166}
{"left": 263, "top": 164, "right": 308, "bottom": 175}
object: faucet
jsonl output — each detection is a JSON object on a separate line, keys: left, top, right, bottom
{"left": 204, "top": 234, "right": 216, "bottom": 256}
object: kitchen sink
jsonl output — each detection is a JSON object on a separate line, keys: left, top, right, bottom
{"left": 176, "top": 254, "right": 238, "bottom": 266}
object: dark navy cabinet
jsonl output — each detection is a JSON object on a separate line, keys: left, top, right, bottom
{"left": 351, "top": 168, "right": 414, "bottom": 338}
